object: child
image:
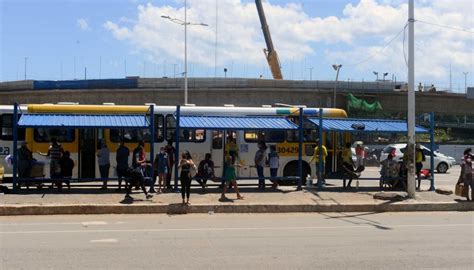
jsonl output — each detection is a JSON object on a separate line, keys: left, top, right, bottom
{"left": 220, "top": 156, "right": 243, "bottom": 200}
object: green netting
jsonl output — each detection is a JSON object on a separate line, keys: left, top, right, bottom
{"left": 347, "top": 93, "right": 383, "bottom": 113}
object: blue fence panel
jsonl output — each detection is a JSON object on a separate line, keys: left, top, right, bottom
{"left": 33, "top": 79, "right": 138, "bottom": 90}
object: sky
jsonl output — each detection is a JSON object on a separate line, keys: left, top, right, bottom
{"left": 1, "top": 0, "right": 473, "bottom": 92}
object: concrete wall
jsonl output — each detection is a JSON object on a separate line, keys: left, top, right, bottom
{"left": 0, "top": 78, "right": 471, "bottom": 116}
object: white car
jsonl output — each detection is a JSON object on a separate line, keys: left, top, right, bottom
{"left": 380, "top": 143, "right": 456, "bottom": 173}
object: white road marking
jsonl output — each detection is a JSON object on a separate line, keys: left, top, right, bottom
{"left": 0, "top": 222, "right": 85, "bottom": 226}
{"left": 0, "top": 221, "right": 111, "bottom": 226}
{"left": 81, "top": 221, "right": 107, "bottom": 226}
{"left": 0, "top": 223, "right": 472, "bottom": 234}
{"left": 90, "top": 239, "right": 118, "bottom": 243}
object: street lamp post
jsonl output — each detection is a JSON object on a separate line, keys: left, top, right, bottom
{"left": 162, "top": 0, "right": 208, "bottom": 105}
{"left": 383, "top": 72, "right": 389, "bottom": 81}
{"left": 373, "top": 71, "right": 379, "bottom": 81}
{"left": 309, "top": 67, "right": 314, "bottom": 80}
{"left": 332, "top": 64, "right": 342, "bottom": 108}
{"left": 463, "top": 72, "right": 469, "bottom": 93}
{"left": 24, "top": 57, "right": 28, "bottom": 80}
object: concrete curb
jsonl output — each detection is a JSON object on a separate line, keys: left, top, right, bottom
{"left": 1, "top": 202, "right": 473, "bottom": 215}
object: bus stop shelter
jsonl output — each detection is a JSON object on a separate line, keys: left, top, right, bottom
{"left": 173, "top": 106, "right": 307, "bottom": 190}
{"left": 307, "top": 113, "right": 435, "bottom": 190}
{"left": 12, "top": 103, "right": 156, "bottom": 192}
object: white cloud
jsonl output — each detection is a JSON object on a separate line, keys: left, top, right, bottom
{"left": 77, "top": 18, "right": 91, "bottom": 31}
{"left": 104, "top": 0, "right": 473, "bottom": 81}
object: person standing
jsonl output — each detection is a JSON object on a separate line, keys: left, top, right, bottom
{"left": 132, "top": 140, "right": 146, "bottom": 169}
{"left": 221, "top": 156, "right": 243, "bottom": 200}
{"left": 164, "top": 140, "right": 175, "bottom": 190}
{"left": 268, "top": 145, "right": 279, "bottom": 188}
{"left": 116, "top": 141, "right": 130, "bottom": 191}
{"left": 355, "top": 142, "right": 365, "bottom": 168}
{"left": 97, "top": 141, "right": 110, "bottom": 190}
{"left": 309, "top": 139, "right": 328, "bottom": 186}
{"left": 18, "top": 142, "right": 33, "bottom": 178}
{"left": 178, "top": 151, "right": 196, "bottom": 205}
{"left": 415, "top": 144, "right": 426, "bottom": 191}
{"left": 254, "top": 142, "right": 267, "bottom": 191}
{"left": 460, "top": 148, "right": 473, "bottom": 201}
{"left": 38, "top": 137, "right": 63, "bottom": 179}
{"left": 59, "top": 151, "right": 74, "bottom": 190}
{"left": 154, "top": 147, "right": 168, "bottom": 193}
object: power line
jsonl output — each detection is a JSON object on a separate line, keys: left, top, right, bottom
{"left": 403, "top": 23, "right": 408, "bottom": 67}
{"left": 416, "top": 19, "right": 474, "bottom": 34}
{"left": 344, "top": 23, "right": 407, "bottom": 67}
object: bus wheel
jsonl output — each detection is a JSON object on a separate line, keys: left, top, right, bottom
{"left": 282, "top": 161, "right": 311, "bottom": 185}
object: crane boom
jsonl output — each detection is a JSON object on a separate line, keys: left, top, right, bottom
{"left": 255, "top": 0, "right": 283, "bottom": 79}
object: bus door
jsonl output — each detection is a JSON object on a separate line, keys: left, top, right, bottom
{"left": 79, "top": 129, "right": 96, "bottom": 179}
{"left": 211, "top": 130, "right": 224, "bottom": 177}
{"left": 331, "top": 131, "right": 347, "bottom": 174}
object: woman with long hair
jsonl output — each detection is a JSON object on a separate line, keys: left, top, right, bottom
{"left": 178, "top": 151, "right": 196, "bottom": 204}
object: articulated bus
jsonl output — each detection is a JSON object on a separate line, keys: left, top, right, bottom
{"left": 0, "top": 104, "right": 349, "bottom": 181}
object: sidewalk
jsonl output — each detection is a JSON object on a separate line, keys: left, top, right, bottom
{"left": 1, "top": 182, "right": 472, "bottom": 215}
{"left": 1, "top": 166, "right": 472, "bottom": 215}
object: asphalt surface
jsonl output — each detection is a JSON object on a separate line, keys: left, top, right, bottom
{"left": 1, "top": 212, "right": 473, "bottom": 269}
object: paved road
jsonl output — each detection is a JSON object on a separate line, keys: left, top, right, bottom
{"left": 1, "top": 212, "right": 473, "bottom": 269}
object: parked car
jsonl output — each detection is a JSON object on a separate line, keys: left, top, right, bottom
{"left": 380, "top": 143, "right": 456, "bottom": 173}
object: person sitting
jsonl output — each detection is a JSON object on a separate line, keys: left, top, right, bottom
{"left": 196, "top": 153, "right": 215, "bottom": 191}
{"left": 341, "top": 142, "right": 359, "bottom": 188}
{"left": 380, "top": 154, "right": 400, "bottom": 188}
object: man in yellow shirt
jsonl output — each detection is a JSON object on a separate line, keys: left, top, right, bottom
{"left": 309, "top": 139, "right": 328, "bottom": 185}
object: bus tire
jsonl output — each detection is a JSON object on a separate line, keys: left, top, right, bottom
{"left": 282, "top": 161, "right": 311, "bottom": 185}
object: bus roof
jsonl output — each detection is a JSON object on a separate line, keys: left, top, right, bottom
{"left": 10, "top": 104, "right": 347, "bottom": 118}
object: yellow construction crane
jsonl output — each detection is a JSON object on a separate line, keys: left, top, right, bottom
{"left": 255, "top": 0, "right": 283, "bottom": 79}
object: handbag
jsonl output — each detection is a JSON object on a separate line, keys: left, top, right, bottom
{"left": 455, "top": 182, "right": 467, "bottom": 197}
{"left": 189, "top": 164, "right": 198, "bottom": 178}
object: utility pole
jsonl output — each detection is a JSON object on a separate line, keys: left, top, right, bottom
{"left": 184, "top": 0, "right": 188, "bottom": 104}
{"left": 332, "top": 64, "right": 342, "bottom": 108}
{"left": 99, "top": 56, "right": 102, "bottom": 79}
{"left": 124, "top": 60, "right": 127, "bottom": 77}
{"left": 309, "top": 67, "right": 313, "bottom": 80}
{"left": 214, "top": 0, "right": 218, "bottom": 77}
{"left": 463, "top": 72, "right": 469, "bottom": 93}
{"left": 163, "top": 60, "right": 167, "bottom": 77}
{"left": 74, "top": 56, "right": 76, "bottom": 79}
{"left": 449, "top": 63, "right": 452, "bottom": 91}
{"left": 84, "top": 67, "right": 87, "bottom": 80}
{"left": 407, "top": 0, "right": 416, "bottom": 199}
{"left": 24, "top": 57, "right": 28, "bottom": 80}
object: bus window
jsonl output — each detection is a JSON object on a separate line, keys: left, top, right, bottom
{"left": 124, "top": 129, "right": 150, "bottom": 142}
{"left": 195, "top": 129, "right": 205, "bottom": 142}
{"left": 166, "top": 114, "right": 176, "bottom": 141}
{"left": 180, "top": 129, "right": 192, "bottom": 141}
{"left": 34, "top": 128, "right": 75, "bottom": 142}
{"left": 165, "top": 115, "right": 205, "bottom": 142}
{"left": 212, "top": 131, "right": 223, "bottom": 149}
{"left": 110, "top": 115, "right": 163, "bottom": 143}
{"left": 110, "top": 129, "right": 121, "bottom": 142}
{"left": 244, "top": 130, "right": 284, "bottom": 143}
{"left": 0, "top": 114, "right": 26, "bottom": 141}
{"left": 286, "top": 129, "right": 318, "bottom": 142}
{"left": 155, "top": 115, "right": 164, "bottom": 142}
